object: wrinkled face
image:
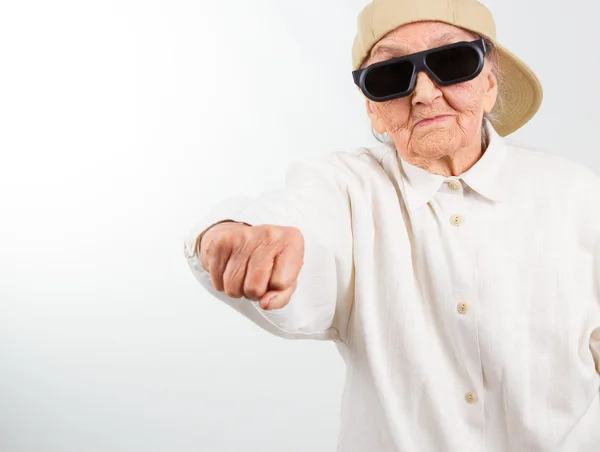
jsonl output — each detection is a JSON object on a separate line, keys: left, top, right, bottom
{"left": 363, "top": 21, "right": 498, "bottom": 165}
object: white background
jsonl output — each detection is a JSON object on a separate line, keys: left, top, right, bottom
{"left": 0, "top": 0, "right": 598, "bottom": 451}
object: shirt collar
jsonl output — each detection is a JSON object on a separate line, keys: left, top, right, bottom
{"left": 397, "top": 122, "right": 508, "bottom": 212}
{"left": 398, "top": 157, "right": 447, "bottom": 212}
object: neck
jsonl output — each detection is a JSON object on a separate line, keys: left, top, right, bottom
{"left": 423, "top": 143, "right": 484, "bottom": 176}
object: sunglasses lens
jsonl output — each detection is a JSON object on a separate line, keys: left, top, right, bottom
{"left": 425, "top": 46, "right": 480, "bottom": 83}
{"left": 364, "top": 60, "right": 414, "bottom": 98}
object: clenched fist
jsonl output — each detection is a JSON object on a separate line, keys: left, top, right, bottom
{"left": 198, "top": 222, "right": 305, "bottom": 310}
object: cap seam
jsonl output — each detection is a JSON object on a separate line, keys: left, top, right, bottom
{"left": 369, "top": 3, "right": 376, "bottom": 40}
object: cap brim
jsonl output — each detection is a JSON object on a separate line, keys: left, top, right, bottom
{"left": 491, "top": 43, "right": 543, "bottom": 136}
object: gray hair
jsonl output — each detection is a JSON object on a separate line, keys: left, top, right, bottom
{"left": 369, "top": 32, "right": 503, "bottom": 151}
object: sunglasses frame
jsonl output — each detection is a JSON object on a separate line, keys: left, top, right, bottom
{"left": 352, "top": 38, "right": 488, "bottom": 103}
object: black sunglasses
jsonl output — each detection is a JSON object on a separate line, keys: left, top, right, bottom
{"left": 352, "top": 39, "right": 488, "bottom": 102}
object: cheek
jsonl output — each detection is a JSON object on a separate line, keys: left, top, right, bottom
{"left": 376, "top": 100, "right": 411, "bottom": 127}
{"left": 441, "top": 82, "right": 483, "bottom": 115}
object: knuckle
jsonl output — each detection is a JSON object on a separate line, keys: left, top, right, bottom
{"left": 212, "top": 279, "right": 224, "bottom": 292}
{"left": 245, "top": 224, "right": 305, "bottom": 255}
{"left": 243, "top": 284, "right": 263, "bottom": 300}
{"left": 210, "top": 272, "right": 224, "bottom": 292}
{"left": 237, "top": 229, "right": 250, "bottom": 245}
{"left": 212, "top": 227, "right": 248, "bottom": 250}
{"left": 205, "top": 234, "right": 230, "bottom": 259}
{"left": 244, "top": 271, "right": 268, "bottom": 298}
{"left": 224, "top": 282, "right": 243, "bottom": 298}
{"left": 209, "top": 229, "right": 230, "bottom": 247}
{"left": 269, "top": 272, "right": 287, "bottom": 289}
{"left": 254, "top": 224, "right": 279, "bottom": 245}
{"left": 274, "top": 275, "right": 294, "bottom": 290}
{"left": 288, "top": 227, "right": 304, "bottom": 246}
{"left": 264, "top": 224, "right": 280, "bottom": 240}
{"left": 233, "top": 231, "right": 252, "bottom": 253}
{"left": 223, "top": 264, "right": 245, "bottom": 299}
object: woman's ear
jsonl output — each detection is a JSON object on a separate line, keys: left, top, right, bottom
{"left": 365, "top": 98, "right": 387, "bottom": 134}
{"left": 482, "top": 70, "right": 499, "bottom": 114}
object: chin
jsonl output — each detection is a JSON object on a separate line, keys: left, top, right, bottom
{"left": 410, "top": 130, "right": 458, "bottom": 157}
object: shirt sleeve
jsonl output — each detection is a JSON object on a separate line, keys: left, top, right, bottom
{"left": 183, "top": 157, "right": 354, "bottom": 342}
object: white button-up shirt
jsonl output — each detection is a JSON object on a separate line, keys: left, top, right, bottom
{"left": 184, "top": 124, "right": 600, "bottom": 452}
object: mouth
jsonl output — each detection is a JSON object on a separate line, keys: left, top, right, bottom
{"left": 416, "top": 115, "right": 451, "bottom": 127}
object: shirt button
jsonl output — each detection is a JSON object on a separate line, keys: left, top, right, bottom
{"left": 465, "top": 391, "right": 478, "bottom": 404}
{"left": 450, "top": 214, "right": 464, "bottom": 226}
{"left": 449, "top": 180, "right": 461, "bottom": 190}
{"left": 457, "top": 302, "right": 469, "bottom": 314}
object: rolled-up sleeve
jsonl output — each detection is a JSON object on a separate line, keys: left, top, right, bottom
{"left": 183, "top": 158, "right": 354, "bottom": 342}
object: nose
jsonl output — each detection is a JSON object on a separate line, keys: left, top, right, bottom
{"left": 411, "top": 71, "right": 442, "bottom": 106}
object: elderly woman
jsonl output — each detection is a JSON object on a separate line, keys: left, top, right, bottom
{"left": 184, "top": 0, "right": 600, "bottom": 450}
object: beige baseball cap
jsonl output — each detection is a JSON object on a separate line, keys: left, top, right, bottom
{"left": 352, "top": 0, "right": 543, "bottom": 136}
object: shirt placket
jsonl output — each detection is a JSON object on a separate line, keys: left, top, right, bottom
{"left": 438, "top": 178, "right": 486, "bottom": 446}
